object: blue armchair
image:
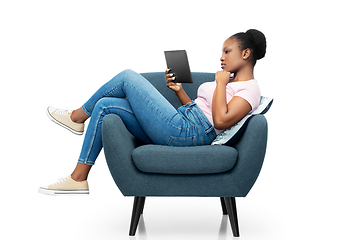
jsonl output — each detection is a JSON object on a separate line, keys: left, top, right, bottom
{"left": 102, "top": 72, "right": 268, "bottom": 237}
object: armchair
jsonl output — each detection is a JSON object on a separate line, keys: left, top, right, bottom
{"left": 102, "top": 72, "right": 268, "bottom": 237}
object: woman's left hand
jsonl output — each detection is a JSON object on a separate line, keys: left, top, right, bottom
{"left": 215, "top": 71, "right": 231, "bottom": 85}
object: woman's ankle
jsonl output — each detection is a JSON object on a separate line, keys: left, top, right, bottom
{"left": 71, "top": 162, "right": 92, "bottom": 181}
{"left": 70, "top": 110, "right": 82, "bottom": 123}
{"left": 71, "top": 108, "right": 89, "bottom": 123}
{"left": 71, "top": 173, "right": 87, "bottom": 182}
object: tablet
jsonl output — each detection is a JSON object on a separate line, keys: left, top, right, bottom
{"left": 164, "top": 50, "right": 193, "bottom": 83}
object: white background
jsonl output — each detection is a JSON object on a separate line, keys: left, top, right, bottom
{"left": 1, "top": 0, "right": 344, "bottom": 239}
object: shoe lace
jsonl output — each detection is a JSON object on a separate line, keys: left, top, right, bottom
{"left": 51, "top": 176, "right": 70, "bottom": 186}
{"left": 55, "top": 109, "right": 72, "bottom": 116}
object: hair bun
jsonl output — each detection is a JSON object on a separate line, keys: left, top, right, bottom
{"left": 246, "top": 29, "right": 266, "bottom": 60}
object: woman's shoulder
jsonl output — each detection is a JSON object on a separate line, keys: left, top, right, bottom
{"left": 228, "top": 79, "right": 259, "bottom": 91}
{"left": 230, "top": 79, "right": 258, "bottom": 85}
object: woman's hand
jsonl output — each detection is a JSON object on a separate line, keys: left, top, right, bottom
{"left": 215, "top": 71, "right": 231, "bottom": 86}
{"left": 165, "top": 69, "right": 182, "bottom": 92}
{"left": 165, "top": 69, "right": 191, "bottom": 105}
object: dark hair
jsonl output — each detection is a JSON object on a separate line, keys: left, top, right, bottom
{"left": 231, "top": 29, "right": 266, "bottom": 66}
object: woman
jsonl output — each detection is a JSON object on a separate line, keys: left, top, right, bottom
{"left": 39, "top": 29, "right": 266, "bottom": 195}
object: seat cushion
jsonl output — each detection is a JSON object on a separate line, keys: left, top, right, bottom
{"left": 132, "top": 145, "right": 238, "bottom": 175}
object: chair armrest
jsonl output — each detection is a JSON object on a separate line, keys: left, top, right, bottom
{"left": 230, "top": 114, "right": 268, "bottom": 195}
{"left": 102, "top": 114, "right": 143, "bottom": 195}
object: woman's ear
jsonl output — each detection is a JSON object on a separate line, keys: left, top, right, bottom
{"left": 242, "top": 48, "right": 252, "bottom": 60}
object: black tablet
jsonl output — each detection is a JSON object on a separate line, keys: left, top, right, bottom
{"left": 164, "top": 50, "right": 193, "bottom": 83}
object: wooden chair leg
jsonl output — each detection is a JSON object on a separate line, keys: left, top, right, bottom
{"left": 220, "top": 197, "right": 228, "bottom": 215}
{"left": 129, "top": 197, "right": 146, "bottom": 236}
{"left": 224, "top": 197, "right": 240, "bottom": 237}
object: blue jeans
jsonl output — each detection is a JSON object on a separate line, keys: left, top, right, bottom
{"left": 78, "top": 69, "right": 216, "bottom": 165}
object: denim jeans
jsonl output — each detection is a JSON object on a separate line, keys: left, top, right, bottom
{"left": 78, "top": 69, "right": 216, "bottom": 165}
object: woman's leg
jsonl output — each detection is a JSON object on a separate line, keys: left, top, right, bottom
{"left": 77, "top": 97, "right": 152, "bottom": 167}
{"left": 40, "top": 69, "right": 215, "bottom": 194}
{"left": 81, "top": 69, "right": 185, "bottom": 145}
{"left": 66, "top": 69, "right": 172, "bottom": 182}
{"left": 71, "top": 69, "right": 185, "bottom": 177}
{"left": 39, "top": 97, "right": 151, "bottom": 194}
{"left": 75, "top": 69, "right": 215, "bottom": 168}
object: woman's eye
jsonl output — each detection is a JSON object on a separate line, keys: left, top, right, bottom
{"left": 224, "top": 50, "right": 230, "bottom": 54}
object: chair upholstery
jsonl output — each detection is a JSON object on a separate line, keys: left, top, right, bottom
{"left": 132, "top": 144, "right": 238, "bottom": 174}
{"left": 102, "top": 72, "right": 268, "bottom": 237}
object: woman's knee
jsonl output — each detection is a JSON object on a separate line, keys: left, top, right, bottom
{"left": 94, "top": 98, "right": 110, "bottom": 111}
{"left": 94, "top": 97, "right": 132, "bottom": 113}
{"left": 118, "top": 69, "right": 138, "bottom": 79}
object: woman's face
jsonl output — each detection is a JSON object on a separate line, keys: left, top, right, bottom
{"left": 220, "top": 37, "right": 245, "bottom": 73}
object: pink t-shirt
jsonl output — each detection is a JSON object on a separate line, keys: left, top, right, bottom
{"left": 194, "top": 79, "right": 261, "bottom": 135}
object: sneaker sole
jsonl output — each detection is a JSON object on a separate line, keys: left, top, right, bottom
{"left": 38, "top": 187, "right": 89, "bottom": 195}
{"left": 46, "top": 108, "right": 83, "bottom": 135}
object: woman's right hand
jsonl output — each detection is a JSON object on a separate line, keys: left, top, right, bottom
{"left": 165, "top": 69, "right": 182, "bottom": 92}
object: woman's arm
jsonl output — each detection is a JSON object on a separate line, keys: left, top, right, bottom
{"left": 212, "top": 71, "right": 252, "bottom": 130}
{"left": 165, "top": 69, "right": 192, "bottom": 105}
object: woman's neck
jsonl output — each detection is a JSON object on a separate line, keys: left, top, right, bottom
{"left": 232, "top": 66, "right": 254, "bottom": 82}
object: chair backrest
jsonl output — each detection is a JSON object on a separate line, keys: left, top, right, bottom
{"left": 140, "top": 72, "right": 215, "bottom": 109}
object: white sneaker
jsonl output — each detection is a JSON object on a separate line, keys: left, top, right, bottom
{"left": 38, "top": 176, "right": 89, "bottom": 195}
{"left": 47, "top": 107, "right": 84, "bottom": 135}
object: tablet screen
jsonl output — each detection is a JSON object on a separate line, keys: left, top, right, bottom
{"left": 164, "top": 50, "right": 193, "bottom": 83}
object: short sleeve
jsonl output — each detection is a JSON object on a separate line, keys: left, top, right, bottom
{"left": 234, "top": 81, "right": 261, "bottom": 112}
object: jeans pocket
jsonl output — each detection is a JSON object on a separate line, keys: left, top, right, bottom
{"left": 166, "top": 136, "right": 197, "bottom": 147}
